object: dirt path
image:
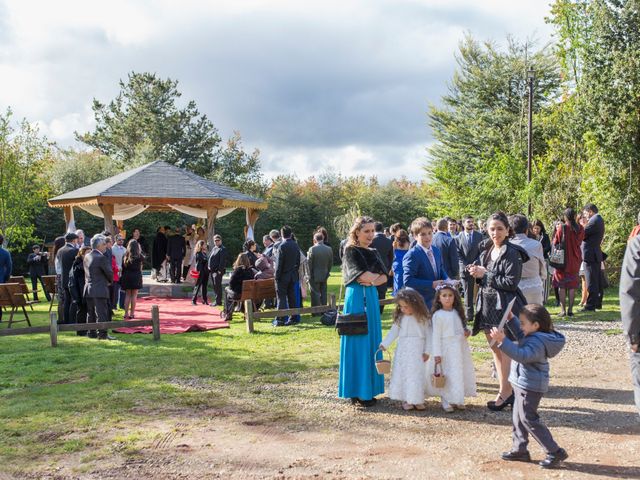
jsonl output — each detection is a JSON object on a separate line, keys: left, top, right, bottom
{"left": 9, "top": 320, "right": 640, "bottom": 480}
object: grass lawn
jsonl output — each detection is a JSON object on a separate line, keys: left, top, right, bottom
{"left": 0, "top": 268, "right": 622, "bottom": 469}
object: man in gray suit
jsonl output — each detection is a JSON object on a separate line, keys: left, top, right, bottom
{"left": 84, "top": 234, "right": 114, "bottom": 340}
{"left": 307, "top": 232, "right": 333, "bottom": 314}
{"left": 456, "top": 215, "right": 482, "bottom": 322}
{"left": 620, "top": 234, "right": 640, "bottom": 418}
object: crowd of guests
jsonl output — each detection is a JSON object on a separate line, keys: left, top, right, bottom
{"left": 336, "top": 205, "right": 616, "bottom": 469}
{"left": 50, "top": 230, "right": 145, "bottom": 340}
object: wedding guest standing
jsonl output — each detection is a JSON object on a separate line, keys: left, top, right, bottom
{"left": 69, "top": 247, "right": 91, "bottom": 334}
{"left": 456, "top": 215, "right": 482, "bottom": 322}
{"left": 191, "top": 240, "right": 210, "bottom": 305}
{"left": 307, "top": 232, "right": 333, "bottom": 312}
{"left": 338, "top": 216, "right": 388, "bottom": 407}
{"left": 391, "top": 229, "right": 411, "bottom": 295}
{"left": 120, "top": 239, "right": 144, "bottom": 320}
{"left": 0, "top": 234, "right": 12, "bottom": 323}
{"left": 552, "top": 208, "right": 585, "bottom": 317}
{"left": 370, "top": 222, "right": 394, "bottom": 309}
{"left": 510, "top": 214, "right": 546, "bottom": 305}
{"left": 468, "top": 211, "right": 528, "bottom": 412}
{"left": 84, "top": 234, "right": 114, "bottom": 340}
{"left": 27, "top": 245, "right": 50, "bottom": 301}
{"left": 620, "top": 234, "right": 640, "bottom": 418}
{"left": 151, "top": 227, "right": 168, "bottom": 282}
{"left": 208, "top": 235, "right": 228, "bottom": 307}
{"left": 581, "top": 203, "right": 605, "bottom": 311}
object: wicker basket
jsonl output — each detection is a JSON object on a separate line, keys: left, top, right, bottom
{"left": 374, "top": 347, "right": 392, "bottom": 375}
{"left": 432, "top": 363, "right": 446, "bottom": 388}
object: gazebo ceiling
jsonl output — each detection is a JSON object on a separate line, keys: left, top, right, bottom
{"left": 48, "top": 160, "right": 267, "bottom": 210}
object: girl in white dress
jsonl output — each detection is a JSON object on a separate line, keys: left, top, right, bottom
{"left": 379, "top": 288, "right": 432, "bottom": 411}
{"left": 425, "top": 285, "right": 477, "bottom": 412}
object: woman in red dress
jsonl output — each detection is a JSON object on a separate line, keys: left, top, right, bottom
{"left": 552, "top": 208, "right": 585, "bottom": 316}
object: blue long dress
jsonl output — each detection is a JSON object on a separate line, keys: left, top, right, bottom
{"left": 392, "top": 248, "right": 408, "bottom": 296}
{"left": 338, "top": 246, "right": 386, "bottom": 400}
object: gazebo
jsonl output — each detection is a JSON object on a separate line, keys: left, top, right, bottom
{"left": 48, "top": 161, "right": 267, "bottom": 244}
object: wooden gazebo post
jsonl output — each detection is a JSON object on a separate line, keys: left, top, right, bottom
{"left": 245, "top": 208, "right": 260, "bottom": 240}
{"left": 99, "top": 203, "right": 115, "bottom": 235}
{"left": 63, "top": 206, "right": 74, "bottom": 233}
{"left": 206, "top": 206, "right": 219, "bottom": 247}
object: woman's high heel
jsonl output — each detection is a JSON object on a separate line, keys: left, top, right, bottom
{"left": 487, "top": 392, "right": 514, "bottom": 411}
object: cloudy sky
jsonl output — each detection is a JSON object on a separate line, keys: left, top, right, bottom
{"left": 0, "top": 0, "right": 554, "bottom": 181}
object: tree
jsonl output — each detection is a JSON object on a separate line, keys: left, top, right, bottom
{"left": 426, "top": 35, "right": 561, "bottom": 219}
{"left": 77, "top": 72, "right": 222, "bottom": 175}
{"left": 0, "top": 109, "right": 55, "bottom": 248}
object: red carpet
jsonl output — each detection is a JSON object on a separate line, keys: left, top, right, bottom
{"left": 113, "top": 297, "right": 229, "bottom": 334}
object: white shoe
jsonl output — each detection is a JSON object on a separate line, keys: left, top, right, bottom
{"left": 441, "top": 399, "right": 454, "bottom": 413}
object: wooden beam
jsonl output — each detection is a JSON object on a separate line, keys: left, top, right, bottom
{"left": 206, "top": 206, "right": 219, "bottom": 247}
{"left": 99, "top": 203, "right": 114, "bottom": 234}
{"left": 63, "top": 206, "right": 74, "bottom": 233}
{"left": 245, "top": 208, "right": 260, "bottom": 240}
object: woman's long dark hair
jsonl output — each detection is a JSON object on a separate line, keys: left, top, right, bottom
{"left": 563, "top": 208, "right": 580, "bottom": 234}
{"left": 532, "top": 219, "right": 547, "bottom": 236}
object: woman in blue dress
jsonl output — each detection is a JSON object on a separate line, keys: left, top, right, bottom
{"left": 338, "top": 216, "right": 388, "bottom": 407}
{"left": 391, "top": 229, "right": 411, "bottom": 296}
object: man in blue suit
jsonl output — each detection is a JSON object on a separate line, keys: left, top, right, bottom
{"left": 0, "top": 233, "right": 12, "bottom": 323}
{"left": 432, "top": 218, "right": 459, "bottom": 280}
{"left": 403, "top": 217, "right": 448, "bottom": 309}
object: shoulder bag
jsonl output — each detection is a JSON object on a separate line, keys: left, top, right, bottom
{"left": 549, "top": 225, "right": 566, "bottom": 269}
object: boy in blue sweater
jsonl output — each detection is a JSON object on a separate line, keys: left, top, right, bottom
{"left": 489, "top": 304, "right": 567, "bottom": 469}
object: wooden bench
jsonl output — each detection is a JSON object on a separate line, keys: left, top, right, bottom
{"left": 9, "top": 275, "right": 38, "bottom": 309}
{"left": 41, "top": 275, "right": 57, "bottom": 312}
{"left": 224, "top": 279, "right": 277, "bottom": 321}
{"left": 0, "top": 283, "right": 32, "bottom": 328}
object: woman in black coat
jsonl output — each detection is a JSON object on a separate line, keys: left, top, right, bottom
{"left": 468, "top": 211, "right": 528, "bottom": 411}
{"left": 191, "top": 240, "right": 209, "bottom": 305}
{"left": 121, "top": 240, "right": 144, "bottom": 319}
{"left": 243, "top": 239, "right": 259, "bottom": 267}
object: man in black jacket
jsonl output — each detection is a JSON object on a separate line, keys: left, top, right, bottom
{"left": 166, "top": 227, "right": 186, "bottom": 284}
{"left": 581, "top": 203, "right": 605, "bottom": 311}
{"left": 56, "top": 232, "right": 79, "bottom": 324}
{"left": 27, "top": 245, "right": 50, "bottom": 302}
{"left": 273, "top": 225, "right": 301, "bottom": 327}
{"left": 456, "top": 215, "right": 482, "bottom": 322}
{"left": 208, "top": 234, "right": 228, "bottom": 306}
{"left": 370, "top": 222, "right": 393, "bottom": 312}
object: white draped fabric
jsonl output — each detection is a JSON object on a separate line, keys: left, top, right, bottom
{"left": 168, "top": 205, "right": 235, "bottom": 219}
{"left": 78, "top": 204, "right": 149, "bottom": 220}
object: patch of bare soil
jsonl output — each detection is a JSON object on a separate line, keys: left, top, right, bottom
{"left": 6, "top": 320, "right": 640, "bottom": 480}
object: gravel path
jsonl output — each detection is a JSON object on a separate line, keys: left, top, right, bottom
{"left": 8, "top": 319, "right": 640, "bottom": 480}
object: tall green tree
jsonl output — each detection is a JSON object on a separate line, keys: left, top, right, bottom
{"left": 426, "top": 35, "right": 561, "bottom": 219}
{"left": 0, "top": 109, "right": 55, "bottom": 248}
{"left": 77, "top": 72, "right": 221, "bottom": 175}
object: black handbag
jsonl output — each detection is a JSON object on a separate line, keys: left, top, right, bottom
{"left": 336, "top": 312, "right": 368, "bottom": 336}
{"left": 320, "top": 309, "right": 337, "bottom": 326}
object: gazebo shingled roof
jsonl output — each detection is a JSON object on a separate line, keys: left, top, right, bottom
{"left": 48, "top": 161, "right": 266, "bottom": 243}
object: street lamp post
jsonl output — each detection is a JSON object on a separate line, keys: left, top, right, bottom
{"left": 527, "top": 67, "right": 535, "bottom": 217}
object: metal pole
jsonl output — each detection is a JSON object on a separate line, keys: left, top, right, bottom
{"left": 527, "top": 67, "right": 534, "bottom": 217}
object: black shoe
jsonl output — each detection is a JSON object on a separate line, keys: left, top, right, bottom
{"left": 539, "top": 448, "right": 568, "bottom": 469}
{"left": 356, "top": 398, "right": 377, "bottom": 407}
{"left": 567, "top": 311, "right": 574, "bottom": 317}
{"left": 487, "top": 393, "right": 515, "bottom": 411}
{"left": 98, "top": 334, "right": 116, "bottom": 341}
{"left": 202, "top": 300, "right": 209, "bottom": 305}
{"left": 272, "top": 320, "right": 285, "bottom": 327}
{"left": 192, "top": 299, "right": 197, "bottom": 305}
{"left": 501, "top": 451, "right": 531, "bottom": 462}
{"left": 579, "top": 307, "right": 596, "bottom": 312}
{"left": 284, "top": 319, "right": 300, "bottom": 326}
{"left": 88, "top": 332, "right": 98, "bottom": 339}
{"left": 76, "top": 331, "right": 87, "bottom": 337}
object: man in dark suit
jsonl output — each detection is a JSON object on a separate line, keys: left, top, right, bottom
{"left": 456, "top": 215, "right": 483, "bottom": 322}
{"left": 84, "top": 234, "right": 114, "bottom": 340}
{"left": 264, "top": 229, "right": 281, "bottom": 258}
{"left": 56, "top": 232, "right": 79, "bottom": 324}
{"left": 166, "top": 226, "right": 186, "bottom": 283}
{"left": 0, "top": 234, "right": 12, "bottom": 323}
{"left": 371, "top": 222, "right": 394, "bottom": 311}
{"left": 307, "top": 232, "right": 333, "bottom": 313}
{"left": 620, "top": 234, "right": 640, "bottom": 417}
{"left": 581, "top": 203, "right": 605, "bottom": 311}
{"left": 433, "top": 218, "right": 460, "bottom": 280}
{"left": 208, "top": 234, "right": 228, "bottom": 306}
{"left": 273, "top": 225, "right": 301, "bottom": 327}
{"left": 27, "top": 245, "right": 50, "bottom": 302}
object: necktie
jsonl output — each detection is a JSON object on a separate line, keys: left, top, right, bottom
{"left": 426, "top": 248, "right": 436, "bottom": 273}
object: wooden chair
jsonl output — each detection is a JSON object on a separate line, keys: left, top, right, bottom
{"left": 42, "top": 275, "right": 58, "bottom": 312}
{"left": 9, "top": 275, "right": 38, "bottom": 309}
{"left": 253, "top": 279, "right": 277, "bottom": 309}
{"left": 0, "top": 283, "right": 12, "bottom": 324}
{"left": 0, "top": 283, "right": 31, "bottom": 328}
